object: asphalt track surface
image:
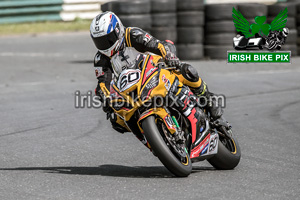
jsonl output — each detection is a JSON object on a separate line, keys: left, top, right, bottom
{"left": 0, "top": 32, "right": 299, "bottom": 200}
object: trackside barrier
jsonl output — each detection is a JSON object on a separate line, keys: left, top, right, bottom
{"left": 206, "top": 0, "right": 282, "bottom": 4}
{"left": 2, "top": 0, "right": 296, "bottom": 59}
{"left": 0, "top": 0, "right": 108, "bottom": 24}
{"left": 100, "top": 0, "right": 296, "bottom": 60}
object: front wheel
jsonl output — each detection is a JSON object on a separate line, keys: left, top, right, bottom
{"left": 208, "top": 132, "right": 241, "bottom": 170}
{"left": 142, "top": 116, "right": 192, "bottom": 177}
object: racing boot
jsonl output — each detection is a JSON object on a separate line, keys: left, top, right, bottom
{"left": 190, "top": 79, "right": 224, "bottom": 122}
{"left": 176, "top": 63, "right": 217, "bottom": 117}
{"left": 175, "top": 62, "right": 228, "bottom": 127}
{"left": 193, "top": 85, "right": 232, "bottom": 138}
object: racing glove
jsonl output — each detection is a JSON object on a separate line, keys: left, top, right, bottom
{"left": 165, "top": 52, "right": 180, "bottom": 67}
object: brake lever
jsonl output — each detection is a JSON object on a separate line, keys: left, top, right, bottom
{"left": 164, "top": 66, "right": 177, "bottom": 70}
{"left": 164, "top": 61, "right": 182, "bottom": 71}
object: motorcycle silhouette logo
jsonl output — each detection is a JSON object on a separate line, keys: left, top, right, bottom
{"left": 232, "top": 7, "right": 289, "bottom": 50}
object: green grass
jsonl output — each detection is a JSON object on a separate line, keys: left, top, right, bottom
{"left": 0, "top": 19, "right": 91, "bottom": 36}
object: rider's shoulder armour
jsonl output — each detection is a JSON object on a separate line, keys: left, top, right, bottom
{"left": 94, "top": 51, "right": 111, "bottom": 68}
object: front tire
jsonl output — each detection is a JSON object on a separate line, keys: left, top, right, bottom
{"left": 208, "top": 134, "right": 241, "bottom": 170}
{"left": 142, "top": 116, "right": 192, "bottom": 177}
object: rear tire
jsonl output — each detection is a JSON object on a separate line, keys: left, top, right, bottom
{"left": 142, "top": 116, "right": 192, "bottom": 177}
{"left": 208, "top": 134, "right": 241, "bottom": 170}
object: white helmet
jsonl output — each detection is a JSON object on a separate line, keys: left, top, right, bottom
{"left": 282, "top": 27, "right": 289, "bottom": 38}
{"left": 90, "top": 11, "right": 125, "bottom": 57}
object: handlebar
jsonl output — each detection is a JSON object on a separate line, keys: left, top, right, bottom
{"left": 163, "top": 61, "right": 183, "bottom": 71}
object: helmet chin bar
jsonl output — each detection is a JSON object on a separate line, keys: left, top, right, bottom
{"left": 99, "top": 41, "right": 118, "bottom": 57}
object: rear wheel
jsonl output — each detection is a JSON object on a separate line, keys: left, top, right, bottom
{"left": 142, "top": 116, "right": 192, "bottom": 177}
{"left": 208, "top": 130, "right": 241, "bottom": 170}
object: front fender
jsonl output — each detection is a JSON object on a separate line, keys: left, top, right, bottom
{"left": 137, "top": 108, "right": 176, "bottom": 135}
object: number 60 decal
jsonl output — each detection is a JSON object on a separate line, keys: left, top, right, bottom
{"left": 118, "top": 69, "right": 141, "bottom": 92}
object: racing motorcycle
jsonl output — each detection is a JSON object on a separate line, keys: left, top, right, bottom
{"left": 100, "top": 54, "right": 241, "bottom": 177}
{"left": 265, "top": 29, "right": 289, "bottom": 50}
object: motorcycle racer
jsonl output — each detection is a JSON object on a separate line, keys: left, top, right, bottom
{"left": 266, "top": 27, "right": 289, "bottom": 50}
{"left": 90, "top": 12, "right": 224, "bottom": 136}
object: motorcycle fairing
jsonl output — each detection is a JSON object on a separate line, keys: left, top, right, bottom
{"left": 117, "top": 69, "right": 141, "bottom": 92}
{"left": 191, "top": 133, "right": 210, "bottom": 158}
{"left": 141, "top": 55, "right": 158, "bottom": 86}
{"left": 207, "top": 132, "right": 218, "bottom": 156}
{"left": 106, "top": 55, "right": 175, "bottom": 121}
{"left": 190, "top": 131, "right": 219, "bottom": 158}
{"left": 109, "top": 81, "right": 133, "bottom": 111}
{"left": 137, "top": 107, "right": 176, "bottom": 135}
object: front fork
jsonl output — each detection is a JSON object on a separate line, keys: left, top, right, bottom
{"left": 137, "top": 107, "right": 187, "bottom": 149}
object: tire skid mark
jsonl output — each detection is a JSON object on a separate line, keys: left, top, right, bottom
{"left": 73, "top": 119, "right": 102, "bottom": 140}
{"left": 270, "top": 100, "right": 300, "bottom": 132}
{"left": 0, "top": 125, "right": 50, "bottom": 138}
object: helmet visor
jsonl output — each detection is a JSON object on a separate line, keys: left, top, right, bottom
{"left": 92, "top": 29, "right": 118, "bottom": 51}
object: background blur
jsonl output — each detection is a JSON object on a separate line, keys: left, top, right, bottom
{"left": 1, "top": 1, "right": 300, "bottom": 199}
{"left": 0, "top": 0, "right": 299, "bottom": 60}
{"left": 0, "top": 0, "right": 300, "bottom": 200}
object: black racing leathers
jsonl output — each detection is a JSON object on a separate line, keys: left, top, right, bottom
{"left": 94, "top": 27, "right": 176, "bottom": 99}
